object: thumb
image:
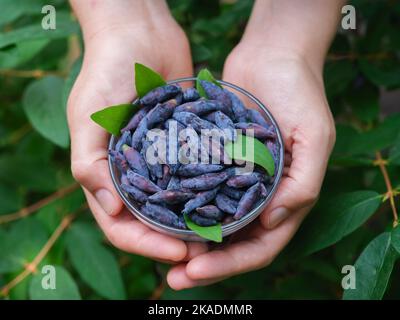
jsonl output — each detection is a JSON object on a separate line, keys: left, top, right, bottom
{"left": 67, "top": 71, "right": 133, "bottom": 216}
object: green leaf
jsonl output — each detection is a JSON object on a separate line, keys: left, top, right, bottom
{"left": 359, "top": 58, "right": 400, "bottom": 88}
{"left": 0, "top": 0, "right": 45, "bottom": 26}
{"left": 345, "top": 82, "right": 379, "bottom": 123}
{"left": 0, "top": 218, "right": 48, "bottom": 273}
{"left": 65, "top": 223, "right": 126, "bottom": 300}
{"left": 291, "top": 191, "right": 382, "bottom": 256}
{"left": 333, "top": 114, "right": 400, "bottom": 157}
{"left": 0, "top": 14, "right": 79, "bottom": 49}
{"left": 62, "top": 58, "right": 82, "bottom": 111}
{"left": 184, "top": 215, "right": 222, "bottom": 243}
{"left": 192, "top": 44, "right": 212, "bottom": 63}
{"left": 324, "top": 61, "right": 357, "bottom": 99}
{"left": 225, "top": 134, "right": 275, "bottom": 176}
{"left": 0, "top": 153, "right": 58, "bottom": 192}
{"left": 0, "top": 39, "right": 49, "bottom": 69}
{"left": 388, "top": 135, "right": 400, "bottom": 165}
{"left": 90, "top": 104, "right": 138, "bottom": 136}
{"left": 134, "top": 62, "right": 166, "bottom": 97}
{"left": 343, "top": 232, "right": 398, "bottom": 300}
{"left": 392, "top": 226, "right": 400, "bottom": 255}
{"left": 22, "top": 76, "right": 69, "bottom": 148}
{"left": 196, "top": 68, "right": 221, "bottom": 98}
{"left": 0, "top": 183, "right": 23, "bottom": 214}
{"left": 29, "top": 266, "right": 81, "bottom": 300}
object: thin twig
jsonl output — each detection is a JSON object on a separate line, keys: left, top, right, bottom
{"left": 0, "top": 205, "right": 87, "bottom": 297}
{"left": 374, "top": 151, "right": 399, "bottom": 227}
{"left": 0, "top": 69, "right": 66, "bottom": 79}
{"left": 149, "top": 278, "right": 167, "bottom": 300}
{"left": 0, "top": 183, "right": 80, "bottom": 225}
{"left": 326, "top": 52, "right": 390, "bottom": 61}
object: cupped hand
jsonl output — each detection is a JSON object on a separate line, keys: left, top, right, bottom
{"left": 67, "top": 19, "right": 208, "bottom": 263}
{"left": 167, "top": 44, "right": 336, "bottom": 289}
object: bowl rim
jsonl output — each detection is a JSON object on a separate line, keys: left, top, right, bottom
{"left": 108, "top": 77, "right": 285, "bottom": 237}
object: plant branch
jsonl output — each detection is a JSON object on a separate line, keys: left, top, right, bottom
{"left": 0, "top": 69, "right": 66, "bottom": 79}
{"left": 149, "top": 278, "right": 166, "bottom": 300}
{"left": 327, "top": 52, "right": 391, "bottom": 61}
{"left": 374, "top": 151, "right": 399, "bottom": 227}
{"left": 0, "top": 205, "right": 87, "bottom": 297}
{"left": 0, "top": 183, "right": 80, "bottom": 225}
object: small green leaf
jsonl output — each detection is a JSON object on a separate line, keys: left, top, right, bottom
{"left": 225, "top": 134, "right": 275, "bottom": 176}
{"left": 392, "top": 226, "right": 400, "bottom": 254}
{"left": 291, "top": 191, "right": 382, "bottom": 256}
{"left": 343, "top": 232, "right": 398, "bottom": 300}
{"left": 134, "top": 63, "right": 166, "bottom": 97}
{"left": 65, "top": 223, "right": 126, "bottom": 300}
{"left": 29, "top": 266, "right": 81, "bottom": 300}
{"left": 184, "top": 215, "right": 222, "bottom": 243}
{"left": 196, "top": 68, "right": 221, "bottom": 98}
{"left": 90, "top": 104, "right": 138, "bottom": 136}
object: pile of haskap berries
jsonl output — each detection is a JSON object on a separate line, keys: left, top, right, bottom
{"left": 109, "top": 80, "right": 280, "bottom": 229}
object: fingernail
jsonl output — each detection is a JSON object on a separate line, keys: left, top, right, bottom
{"left": 268, "top": 207, "right": 290, "bottom": 229}
{"left": 95, "top": 189, "right": 116, "bottom": 215}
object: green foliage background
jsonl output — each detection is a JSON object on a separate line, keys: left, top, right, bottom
{"left": 1, "top": 0, "right": 400, "bottom": 300}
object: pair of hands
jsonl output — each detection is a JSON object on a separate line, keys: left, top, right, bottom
{"left": 67, "top": 16, "right": 335, "bottom": 290}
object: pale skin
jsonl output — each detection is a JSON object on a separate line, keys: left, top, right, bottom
{"left": 68, "top": 0, "right": 343, "bottom": 289}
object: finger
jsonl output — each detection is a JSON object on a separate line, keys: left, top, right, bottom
{"left": 84, "top": 189, "right": 188, "bottom": 262}
{"left": 168, "top": 208, "right": 308, "bottom": 285}
{"left": 152, "top": 242, "right": 209, "bottom": 265}
{"left": 182, "top": 242, "right": 209, "bottom": 261}
{"left": 167, "top": 264, "right": 226, "bottom": 291}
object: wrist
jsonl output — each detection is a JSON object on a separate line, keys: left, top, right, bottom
{"left": 70, "top": 0, "right": 176, "bottom": 42}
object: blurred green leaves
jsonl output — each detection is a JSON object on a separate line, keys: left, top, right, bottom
{"left": 0, "top": 0, "right": 399, "bottom": 301}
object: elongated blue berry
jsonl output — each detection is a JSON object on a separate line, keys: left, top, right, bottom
{"left": 148, "top": 190, "right": 195, "bottom": 204}
{"left": 182, "top": 187, "right": 219, "bottom": 214}
{"left": 127, "top": 170, "right": 161, "bottom": 193}
{"left": 196, "top": 205, "right": 224, "bottom": 220}
{"left": 215, "top": 193, "right": 238, "bottom": 215}
{"left": 139, "top": 84, "right": 181, "bottom": 107}
{"left": 234, "top": 182, "right": 262, "bottom": 219}
{"left": 121, "top": 183, "right": 149, "bottom": 203}
{"left": 177, "top": 164, "right": 224, "bottom": 177}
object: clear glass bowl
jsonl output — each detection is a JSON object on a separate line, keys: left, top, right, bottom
{"left": 108, "top": 77, "right": 284, "bottom": 241}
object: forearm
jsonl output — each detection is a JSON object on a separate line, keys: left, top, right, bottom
{"left": 242, "top": 0, "right": 346, "bottom": 72}
{"left": 69, "top": 0, "right": 174, "bottom": 40}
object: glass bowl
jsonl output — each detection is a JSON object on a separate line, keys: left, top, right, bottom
{"left": 108, "top": 77, "right": 284, "bottom": 241}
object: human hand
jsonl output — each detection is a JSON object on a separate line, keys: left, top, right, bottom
{"left": 166, "top": 43, "right": 336, "bottom": 289}
{"left": 68, "top": 0, "right": 208, "bottom": 263}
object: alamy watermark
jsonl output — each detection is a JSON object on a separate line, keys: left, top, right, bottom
{"left": 341, "top": 265, "right": 356, "bottom": 290}
{"left": 341, "top": 5, "right": 356, "bottom": 30}
{"left": 41, "top": 5, "right": 56, "bottom": 30}
{"left": 41, "top": 265, "right": 56, "bottom": 290}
